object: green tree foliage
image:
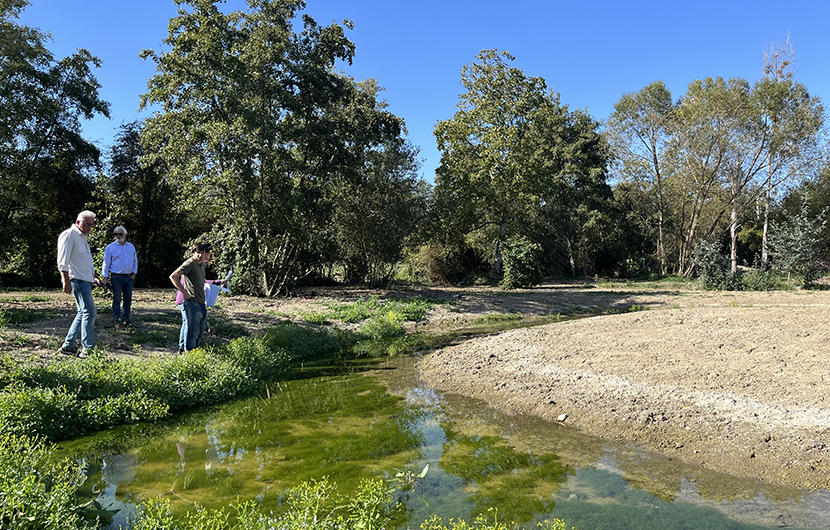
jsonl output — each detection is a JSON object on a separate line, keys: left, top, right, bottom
{"left": 609, "top": 59, "right": 824, "bottom": 278}
{"left": 0, "top": 0, "right": 109, "bottom": 284}
{"left": 140, "top": 0, "right": 412, "bottom": 295}
{"left": 95, "top": 121, "right": 197, "bottom": 286}
{"left": 769, "top": 195, "right": 827, "bottom": 287}
{"left": 326, "top": 80, "right": 428, "bottom": 287}
{"left": 606, "top": 81, "right": 676, "bottom": 274}
{"left": 433, "top": 49, "right": 616, "bottom": 278}
{"left": 500, "top": 236, "right": 541, "bottom": 289}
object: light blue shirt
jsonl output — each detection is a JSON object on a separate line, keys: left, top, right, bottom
{"left": 102, "top": 240, "right": 138, "bottom": 277}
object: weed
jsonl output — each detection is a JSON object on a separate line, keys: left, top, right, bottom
{"left": 0, "top": 307, "right": 53, "bottom": 327}
{"left": 360, "top": 311, "right": 405, "bottom": 340}
{"left": 301, "top": 311, "right": 331, "bottom": 325}
{"left": 20, "top": 294, "right": 51, "bottom": 302}
{"left": 472, "top": 312, "right": 522, "bottom": 324}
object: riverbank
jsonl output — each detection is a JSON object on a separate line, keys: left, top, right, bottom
{"left": 4, "top": 281, "right": 830, "bottom": 490}
{"left": 418, "top": 287, "right": 830, "bottom": 491}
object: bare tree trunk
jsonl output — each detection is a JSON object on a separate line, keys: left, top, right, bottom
{"left": 730, "top": 201, "right": 739, "bottom": 275}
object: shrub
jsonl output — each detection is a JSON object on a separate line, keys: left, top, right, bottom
{"left": 360, "top": 311, "right": 405, "bottom": 340}
{"left": 218, "top": 334, "right": 291, "bottom": 380}
{"left": 739, "top": 266, "right": 779, "bottom": 292}
{"left": 500, "top": 237, "right": 542, "bottom": 290}
{"left": 0, "top": 433, "right": 89, "bottom": 530}
{"left": 692, "top": 239, "right": 739, "bottom": 290}
{"left": 0, "top": 383, "right": 84, "bottom": 440}
{"left": 265, "top": 322, "right": 343, "bottom": 361}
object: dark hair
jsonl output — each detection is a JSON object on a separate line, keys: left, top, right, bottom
{"left": 192, "top": 242, "right": 212, "bottom": 253}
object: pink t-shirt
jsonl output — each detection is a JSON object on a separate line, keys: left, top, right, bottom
{"left": 176, "top": 279, "right": 221, "bottom": 305}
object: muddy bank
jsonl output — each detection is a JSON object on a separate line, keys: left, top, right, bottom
{"left": 419, "top": 290, "right": 830, "bottom": 491}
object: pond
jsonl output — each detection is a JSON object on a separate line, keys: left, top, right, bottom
{"left": 58, "top": 355, "right": 830, "bottom": 530}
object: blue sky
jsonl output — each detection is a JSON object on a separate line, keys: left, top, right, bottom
{"left": 18, "top": 0, "right": 830, "bottom": 181}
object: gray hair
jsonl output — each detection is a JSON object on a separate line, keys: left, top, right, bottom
{"left": 76, "top": 210, "right": 96, "bottom": 222}
{"left": 114, "top": 226, "right": 128, "bottom": 235}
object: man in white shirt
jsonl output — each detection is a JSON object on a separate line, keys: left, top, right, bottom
{"left": 102, "top": 226, "right": 138, "bottom": 327}
{"left": 57, "top": 210, "right": 101, "bottom": 357}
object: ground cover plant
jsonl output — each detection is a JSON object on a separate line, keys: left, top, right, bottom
{"left": 0, "top": 323, "right": 341, "bottom": 441}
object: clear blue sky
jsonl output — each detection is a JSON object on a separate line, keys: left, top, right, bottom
{"left": 18, "top": 0, "right": 830, "bottom": 181}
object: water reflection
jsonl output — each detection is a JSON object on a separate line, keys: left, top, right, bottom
{"left": 56, "top": 356, "right": 830, "bottom": 530}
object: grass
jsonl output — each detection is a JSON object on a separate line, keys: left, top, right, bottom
{"left": 0, "top": 307, "right": 57, "bottom": 327}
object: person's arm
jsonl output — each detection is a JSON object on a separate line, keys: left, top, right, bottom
{"left": 101, "top": 244, "right": 111, "bottom": 285}
{"left": 130, "top": 244, "right": 137, "bottom": 279}
{"left": 57, "top": 230, "right": 73, "bottom": 294}
{"left": 170, "top": 270, "right": 191, "bottom": 300}
{"left": 60, "top": 271, "right": 72, "bottom": 294}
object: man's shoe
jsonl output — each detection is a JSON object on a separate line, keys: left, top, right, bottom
{"left": 77, "top": 350, "right": 88, "bottom": 359}
{"left": 58, "top": 345, "right": 77, "bottom": 356}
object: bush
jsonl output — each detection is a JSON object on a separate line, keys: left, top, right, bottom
{"left": 266, "top": 322, "right": 343, "bottom": 360}
{"left": 219, "top": 334, "right": 291, "bottom": 380}
{"left": 692, "top": 239, "right": 739, "bottom": 290}
{"left": 0, "top": 325, "right": 340, "bottom": 442}
{"left": 500, "top": 237, "right": 542, "bottom": 290}
{"left": 0, "top": 433, "right": 90, "bottom": 529}
{"left": 360, "top": 311, "right": 405, "bottom": 340}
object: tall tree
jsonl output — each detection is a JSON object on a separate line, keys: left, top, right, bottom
{"left": 140, "top": 0, "right": 404, "bottom": 295}
{"left": 102, "top": 121, "right": 195, "bottom": 286}
{"left": 607, "top": 81, "right": 676, "bottom": 274}
{"left": 756, "top": 36, "right": 825, "bottom": 267}
{"left": 435, "top": 49, "right": 614, "bottom": 275}
{"left": 0, "top": 0, "right": 109, "bottom": 284}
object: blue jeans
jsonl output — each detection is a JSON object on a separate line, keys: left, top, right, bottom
{"left": 63, "top": 279, "right": 96, "bottom": 351}
{"left": 183, "top": 300, "right": 207, "bottom": 351}
{"left": 177, "top": 303, "right": 187, "bottom": 351}
{"left": 110, "top": 275, "right": 134, "bottom": 322}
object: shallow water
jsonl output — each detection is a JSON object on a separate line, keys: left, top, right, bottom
{"left": 59, "top": 355, "right": 830, "bottom": 530}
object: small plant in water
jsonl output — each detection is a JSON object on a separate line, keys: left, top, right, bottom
{"left": 387, "top": 463, "right": 429, "bottom": 492}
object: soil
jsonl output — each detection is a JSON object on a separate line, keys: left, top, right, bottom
{"left": 3, "top": 281, "right": 830, "bottom": 491}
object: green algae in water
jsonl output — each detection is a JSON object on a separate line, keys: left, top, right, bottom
{"left": 59, "top": 356, "right": 830, "bottom": 530}
{"left": 63, "top": 371, "right": 427, "bottom": 522}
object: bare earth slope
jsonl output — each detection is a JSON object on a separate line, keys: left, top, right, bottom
{"left": 419, "top": 288, "right": 830, "bottom": 491}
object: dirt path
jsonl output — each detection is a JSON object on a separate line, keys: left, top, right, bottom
{"left": 419, "top": 286, "right": 830, "bottom": 491}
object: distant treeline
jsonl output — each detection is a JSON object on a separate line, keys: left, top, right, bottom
{"left": 2, "top": 1, "right": 828, "bottom": 293}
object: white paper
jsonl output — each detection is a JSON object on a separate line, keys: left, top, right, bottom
{"left": 204, "top": 283, "right": 220, "bottom": 307}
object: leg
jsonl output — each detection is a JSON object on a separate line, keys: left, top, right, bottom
{"left": 177, "top": 303, "right": 188, "bottom": 352}
{"left": 68, "top": 279, "right": 96, "bottom": 352}
{"left": 184, "top": 301, "right": 206, "bottom": 351}
{"left": 122, "top": 277, "right": 134, "bottom": 322}
{"left": 110, "top": 275, "right": 124, "bottom": 322}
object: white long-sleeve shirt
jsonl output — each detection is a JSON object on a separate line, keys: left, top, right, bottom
{"left": 102, "top": 240, "right": 138, "bottom": 277}
{"left": 57, "top": 224, "right": 95, "bottom": 282}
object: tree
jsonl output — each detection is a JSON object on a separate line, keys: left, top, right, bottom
{"left": 769, "top": 195, "right": 827, "bottom": 286}
{"left": 330, "top": 134, "right": 427, "bottom": 286}
{"left": 607, "top": 81, "right": 676, "bottom": 274}
{"left": 98, "top": 121, "right": 196, "bottom": 286}
{"left": 433, "top": 49, "right": 613, "bottom": 277}
{"left": 0, "top": 0, "right": 109, "bottom": 284}
{"left": 434, "top": 49, "right": 549, "bottom": 274}
{"left": 140, "top": 0, "right": 406, "bottom": 295}
{"left": 756, "top": 36, "right": 825, "bottom": 267}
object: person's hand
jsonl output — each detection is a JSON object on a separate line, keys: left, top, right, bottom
{"left": 182, "top": 292, "right": 192, "bottom": 300}
{"left": 219, "top": 279, "right": 228, "bottom": 286}
{"left": 62, "top": 282, "right": 72, "bottom": 294}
